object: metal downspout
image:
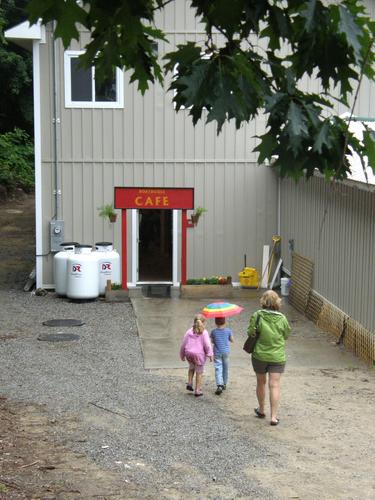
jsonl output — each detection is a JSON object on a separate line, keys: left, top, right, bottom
{"left": 51, "top": 22, "right": 61, "bottom": 220}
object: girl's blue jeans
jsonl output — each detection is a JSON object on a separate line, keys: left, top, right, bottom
{"left": 214, "top": 353, "right": 229, "bottom": 387}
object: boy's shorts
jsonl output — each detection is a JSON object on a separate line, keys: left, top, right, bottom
{"left": 251, "top": 357, "right": 285, "bottom": 374}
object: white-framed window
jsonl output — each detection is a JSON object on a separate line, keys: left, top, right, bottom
{"left": 64, "top": 50, "right": 124, "bottom": 108}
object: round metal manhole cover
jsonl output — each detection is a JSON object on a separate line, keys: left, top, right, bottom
{"left": 38, "top": 333, "right": 80, "bottom": 342}
{"left": 42, "top": 319, "right": 84, "bottom": 327}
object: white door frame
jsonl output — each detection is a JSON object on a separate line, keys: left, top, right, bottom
{"left": 130, "top": 209, "right": 138, "bottom": 286}
{"left": 130, "top": 209, "right": 179, "bottom": 286}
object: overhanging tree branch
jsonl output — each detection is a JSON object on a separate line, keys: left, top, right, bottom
{"left": 26, "top": 0, "right": 375, "bottom": 181}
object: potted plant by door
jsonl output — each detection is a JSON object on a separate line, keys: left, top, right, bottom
{"left": 98, "top": 203, "right": 117, "bottom": 223}
{"left": 190, "top": 206, "right": 207, "bottom": 225}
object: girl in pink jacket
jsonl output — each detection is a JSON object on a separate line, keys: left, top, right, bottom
{"left": 180, "top": 314, "right": 213, "bottom": 397}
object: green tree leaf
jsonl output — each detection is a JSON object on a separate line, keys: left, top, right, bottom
{"left": 363, "top": 129, "right": 375, "bottom": 171}
{"left": 0, "top": 128, "right": 34, "bottom": 191}
{"left": 338, "top": 4, "right": 362, "bottom": 62}
{"left": 254, "top": 132, "right": 278, "bottom": 165}
{"left": 300, "top": 0, "right": 317, "bottom": 33}
{"left": 286, "top": 101, "right": 309, "bottom": 153}
{"left": 313, "top": 120, "right": 331, "bottom": 154}
{"left": 0, "top": 0, "right": 33, "bottom": 134}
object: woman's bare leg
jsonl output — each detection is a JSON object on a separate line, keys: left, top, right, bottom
{"left": 256, "top": 373, "right": 267, "bottom": 414}
{"left": 269, "top": 372, "right": 281, "bottom": 422}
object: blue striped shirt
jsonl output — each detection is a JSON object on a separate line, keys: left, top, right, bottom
{"left": 210, "top": 327, "right": 233, "bottom": 355}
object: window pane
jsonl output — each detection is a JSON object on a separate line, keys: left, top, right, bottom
{"left": 71, "top": 58, "right": 92, "bottom": 101}
{"left": 95, "top": 70, "right": 116, "bottom": 102}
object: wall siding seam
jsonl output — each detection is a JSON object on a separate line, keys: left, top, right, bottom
{"left": 42, "top": 159, "right": 259, "bottom": 164}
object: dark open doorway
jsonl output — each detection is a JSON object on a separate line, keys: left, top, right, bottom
{"left": 138, "top": 209, "right": 172, "bottom": 282}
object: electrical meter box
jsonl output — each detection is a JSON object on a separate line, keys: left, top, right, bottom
{"left": 50, "top": 220, "right": 65, "bottom": 252}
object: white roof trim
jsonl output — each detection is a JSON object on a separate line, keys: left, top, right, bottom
{"left": 5, "top": 20, "right": 46, "bottom": 45}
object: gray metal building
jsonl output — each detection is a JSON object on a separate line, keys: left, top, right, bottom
{"left": 5, "top": 1, "right": 278, "bottom": 290}
{"left": 5, "top": 1, "right": 375, "bottom": 336}
{"left": 281, "top": 173, "right": 375, "bottom": 333}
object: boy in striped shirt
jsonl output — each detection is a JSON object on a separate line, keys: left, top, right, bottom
{"left": 210, "top": 317, "right": 234, "bottom": 395}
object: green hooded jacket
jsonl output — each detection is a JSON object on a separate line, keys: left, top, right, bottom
{"left": 247, "top": 309, "right": 291, "bottom": 363}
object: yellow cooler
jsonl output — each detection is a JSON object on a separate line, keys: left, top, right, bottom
{"left": 238, "top": 267, "right": 259, "bottom": 288}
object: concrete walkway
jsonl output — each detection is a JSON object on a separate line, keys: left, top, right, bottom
{"left": 132, "top": 293, "right": 365, "bottom": 371}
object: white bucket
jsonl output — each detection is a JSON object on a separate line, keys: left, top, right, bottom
{"left": 280, "top": 277, "right": 290, "bottom": 296}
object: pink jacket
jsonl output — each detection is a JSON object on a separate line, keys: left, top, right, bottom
{"left": 180, "top": 328, "right": 213, "bottom": 365}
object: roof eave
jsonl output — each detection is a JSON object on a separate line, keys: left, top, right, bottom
{"left": 4, "top": 20, "right": 46, "bottom": 51}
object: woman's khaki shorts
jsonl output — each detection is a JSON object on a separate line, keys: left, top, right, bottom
{"left": 251, "top": 357, "right": 285, "bottom": 374}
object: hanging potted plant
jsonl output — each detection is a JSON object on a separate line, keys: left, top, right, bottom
{"left": 191, "top": 206, "right": 207, "bottom": 225}
{"left": 98, "top": 203, "right": 117, "bottom": 223}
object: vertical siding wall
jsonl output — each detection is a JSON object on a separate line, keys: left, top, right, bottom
{"left": 39, "top": 1, "right": 277, "bottom": 286}
{"left": 39, "top": 0, "right": 374, "bottom": 286}
{"left": 280, "top": 177, "right": 375, "bottom": 332}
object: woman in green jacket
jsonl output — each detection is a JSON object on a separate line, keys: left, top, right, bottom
{"left": 247, "top": 290, "right": 291, "bottom": 426}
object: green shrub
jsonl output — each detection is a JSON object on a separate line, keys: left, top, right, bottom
{"left": 0, "top": 128, "right": 34, "bottom": 192}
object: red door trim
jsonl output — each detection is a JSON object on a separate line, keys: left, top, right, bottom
{"left": 181, "top": 209, "right": 188, "bottom": 285}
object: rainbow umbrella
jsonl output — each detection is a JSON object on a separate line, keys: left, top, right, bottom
{"left": 201, "top": 301, "right": 244, "bottom": 318}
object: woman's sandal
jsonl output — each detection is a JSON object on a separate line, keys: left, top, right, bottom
{"left": 254, "top": 408, "right": 266, "bottom": 418}
{"left": 270, "top": 418, "right": 280, "bottom": 426}
{"left": 186, "top": 384, "right": 194, "bottom": 391}
{"left": 194, "top": 391, "right": 203, "bottom": 397}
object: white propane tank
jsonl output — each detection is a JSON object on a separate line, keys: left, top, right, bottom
{"left": 54, "top": 242, "right": 79, "bottom": 296}
{"left": 66, "top": 244, "right": 100, "bottom": 300}
{"left": 95, "top": 241, "right": 121, "bottom": 295}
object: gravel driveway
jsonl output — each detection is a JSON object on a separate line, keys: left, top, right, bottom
{"left": 1, "top": 289, "right": 276, "bottom": 499}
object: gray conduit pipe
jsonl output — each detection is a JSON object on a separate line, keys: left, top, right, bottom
{"left": 51, "top": 21, "right": 62, "bottom": 220}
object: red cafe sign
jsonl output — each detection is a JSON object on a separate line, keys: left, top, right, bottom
{"left": 115, "top": 187, "right": 194, "bottom": 210}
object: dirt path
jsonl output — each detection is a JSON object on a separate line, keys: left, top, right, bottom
{"left": 165, "top": 339, "right": 375, "bottom": 499}
{"left": 0, "top": 399, "right": 140, "bottom": 499}
{"left": 2, "top": 363, "right": 374, "bottom": 499}
{"left": 0, "top": 193, "right": 35, "bottom": 290}
{"left": 226, "top": 365, "right": 375, "bottom": 499}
